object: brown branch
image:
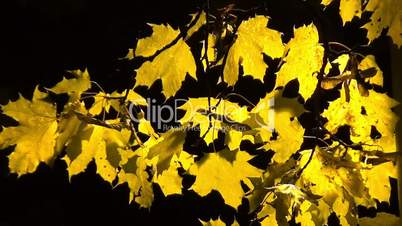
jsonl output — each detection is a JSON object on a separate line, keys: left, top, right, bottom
{"left": 73, "top": 110, "right": 123, "bottom": 131}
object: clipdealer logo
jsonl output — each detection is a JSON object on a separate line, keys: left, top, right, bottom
{"left": 127, "top": 98, "right": 275, "bottom": 132}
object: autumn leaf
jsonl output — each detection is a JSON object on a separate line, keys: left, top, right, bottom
{"left": 295, "top": 200, "right": 331, "bottom": 226}
{"left": 117, "top": 146, "right": 154, "bottom": 208}
{"left": 154, "top": 151, "right": 194, "bottom": 196}
{"left": 147, "top": 128, "right": 187, "bottom": 174}
{"left": 94, "top": 127, "right": 132, "bottom": 184}
{"left": 0, "top": 87, "right": 58, "bottom": 176}
{"left": 362, "top": 0, "right": 402, "bottom": 47}
{"left": 361, "top": 161, "right": 398, "bottom": 203}
{"left": 322, "top": 0, "right": 401, "bottom": 47}
{"left": 276, "top": 23, "right": 324, "bottom": 100}
{"left": 88, "top": 92, "right": 114, "bottom": 116}
{"left": 134, "top": 24, "right": 197, "bottom": 98}
{"left": 63, "top": 124, "right": 104, "bottom": 179}
{"left": 48, "top": 69, "right": 91, "bottom": 100}
{"left": 359, "top": 55, "right": 383, "bottom": 87}
{"left": 189, "top": 149, "right": 262, "bottom": 208}
{"left": 88, "top": 90, "right": 146, "bottom": 116}
{"left": 323, "top": 80, "right": 399, "bottom": 152}
{"left": 138, "top": 116, "right": 158, "bottom": 139}
{"left": 259, "top": 204, "right": 279, "bottom": 226}
{"left": 224, "top": 15, "right": 284, "bottom": 86}
{"left": 0, "top": 3, "right": 400, "bottom": 223}
{"left": 154, "top": 165, "right": 183, "bottom": 196}
{"left": 135, "top": 24, "right": 178, "bottom": 57}
{"left": 296, "top": 148, "right": 368, "bottom": 225}
{"left": 63, "top": 122, "right": 132, "bottom": 181}
{"left": 250, "top": 90, "right": 304, "bottom": 163}
{"left": 180, "top": 98, "right": 249, "bottom": 145}
{"left": 339, "top": 0, "right": 362, "bottom": 25}
{"left": 55, "top": 111, "right": 83, "bottom": 154}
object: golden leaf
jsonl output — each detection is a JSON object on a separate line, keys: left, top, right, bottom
{"left": 135, "top": 24, "right": 197, "bottom": 98}
{"left": 0, "top": 87, "right": 58, "bottom": 176}
{"left": 362, "top": 0, "right": 402, "bottom": 47}
{"left": 224, "top": 15, "right": 284, "bottom": 86}
{"left": 276, "top": 24, "right": 324, "bottom": 100}
{"left": 189, "top": 149, "right": 262, "bottom": 208}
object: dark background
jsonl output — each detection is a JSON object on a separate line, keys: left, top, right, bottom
{"left": 0, "top": 0, "right": 399, "bottom": 225}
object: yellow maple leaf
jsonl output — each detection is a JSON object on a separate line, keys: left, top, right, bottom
{"left": 296, "top": 149, "right": 366, "bottom": 225}
{"left": 94, "top": 140, "right": 117, "bottom": 183}
{"left": 295, "top": 200, "right": 331, "bottom": 226}
{"left": 298, "top": 147, "right": 376, "bottom": 206}
{"left": 154, "top": 165, "right": 182, "bottom": 196}
{"left": 118, "top": 152, "right": 154, "bottom": 208}
{"left": 323, "top": 80, "right": 399, "bottom": 152}
{"left": 250, "top": 90, "right": 304, "bottom": 163}
{"left": 224, "top": 15, "right": 284, "bottom": 86}
{"left": 358, "top": 55, "right": 383, "bottom": 87}
{"left": 260, "top": 204, "right": 279, "bottom": 226}
{"left": 134, "top": 24, "right": 197, "bottom": 98}
{"left": 63, "top": 124, "right": 103, "bottom": 179}
{"left": 63, "top": 122, "right": 131, "bottom": 181}
{"left": 88, "top": 90, "right": 146, "bottom": 116}
{"left": 135, "top": 24, "right": 178, "bottom": 57}
{"left": 55, "top": 112, "right": 83, "bottom": 154}
{"left": 361, "top": 162, "right": 397, "bottom": 203}
{"left": 362, "top": 0, "right": 402, "bottom": 47}
{"left": 88, "top": 92, "right": 113, "bottom": 116}
{"left": 322, "top": 0, "right": 400, "bottom": 47}
{"left": 138, "top": 117, "right": 158, "bottom": 139}
{"left": 276, "top": 23, "right": 324, "bottom": 100}
{"left": 334, "top": 54, "right": 350, "bottom": 73}
{"left": 125, "top": 90, "right": 148, "bottom": 106}
{"left": 94, "top": 127, "right": 131, "bottom": 184}
{"left": 333, "top": 195, "right": 358, "bottom": 226}
{"left": 339, "top": 0, "right": 362, "bottom": 25}
{"left": 189, "top": 149, "right": 262, "bottom": 208}
{"left": 147, "top": 129, "right": 187, "bottom": 174}
{"left": 180, "top": 98, "right": 249, "bottom": 145}
{"left": 116, "top": 137, "right": 158, "bottom": 207}
{"left": 0, "top": 87, "right": 58, "bottom": 176}
{"left": 296, "top": 150, "right": 332, "bottom": 188}
{"left": 48, "top": 69, "right": 91, "bottom": 100}
{"left": 154, "top": 151, "right": 194, "bottom": 197}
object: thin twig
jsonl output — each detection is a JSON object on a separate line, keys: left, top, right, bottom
{"left": 91, "top": 81, "right": 106, "bottom": 93}
{"left": 329, "top": 41, "right": 352, "bottom": 51}
{"left": 73, "top": 110, "right": 123, "bottom": 131}
{"left": 297, "top": 149, "right": 315, "bottom": 177}
{"left": 303, "top": 135, "right": 330, "bottom": 147}
{"left": 224, "top": 93, "right": 256, "bottom": 107}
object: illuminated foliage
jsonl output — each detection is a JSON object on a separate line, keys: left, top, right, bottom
{"left": 0, "top": 1, "right": 400, "bottom": 225}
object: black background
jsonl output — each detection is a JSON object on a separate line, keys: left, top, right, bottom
{"left": 0, "top": 0, "right": 399, "bottom": 225}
